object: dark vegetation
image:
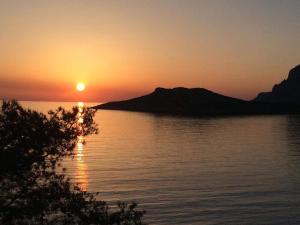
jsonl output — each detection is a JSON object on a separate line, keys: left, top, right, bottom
{"left": 0, "top": 100, "right": 146, "bottom": 225}
{"left": 94, "top": 65, "right": 300, "bottom": 116}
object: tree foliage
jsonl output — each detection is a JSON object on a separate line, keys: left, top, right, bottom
{"left": 0, "top": 100, "right": 146, "bottom": 225}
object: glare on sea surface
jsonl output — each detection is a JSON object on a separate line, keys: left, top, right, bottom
{"left": 75, "top": 102, "right": 88, "bottom": 190}
{"left": 77, "top": 102, "right": 84, "bottom": 123}
{"left": 76, "top": 135, "right": 88, "bottom": 191}
{"left": 77, "top": 102, "right": 84, "bottom": 110}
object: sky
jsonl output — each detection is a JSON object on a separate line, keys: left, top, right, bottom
{"left": 0, "top": 0, "right": 299, "bottom": 102}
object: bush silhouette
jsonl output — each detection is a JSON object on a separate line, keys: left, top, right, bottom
{"left": 0, "top": 100, "right": 145, "bottom": 225}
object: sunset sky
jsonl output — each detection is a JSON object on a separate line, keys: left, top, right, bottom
{"left": 0, "top": 0, "right": 299, "bottom": 102}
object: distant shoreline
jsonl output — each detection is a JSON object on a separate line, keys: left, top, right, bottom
{"left": 93, "top": 65, "right": 300, "bottom": 117}
{"left": 93, "top": 87, "right": 300, "bottom": 117}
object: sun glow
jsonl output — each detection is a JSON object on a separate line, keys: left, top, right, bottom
{"left": 76, "top": 82, "right": 86, "bottom": 92}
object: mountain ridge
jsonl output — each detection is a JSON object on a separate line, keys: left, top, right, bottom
{"left": 93, "top": 65, "right": 300, "bottom": 116}
{"left": 254, "top": 65, "right": 300, "bottom": 103}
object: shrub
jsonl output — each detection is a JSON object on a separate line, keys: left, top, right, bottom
{"left": 0, "top": 100, "right": 146, "bottom": 225}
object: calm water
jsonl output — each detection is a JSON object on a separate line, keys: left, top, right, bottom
{"left": 22, "top": 101, "right": 300, "bottom": 225}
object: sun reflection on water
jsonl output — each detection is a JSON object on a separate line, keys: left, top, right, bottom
{"left": 75, "top": 102, "right": 88, "bottom": 191}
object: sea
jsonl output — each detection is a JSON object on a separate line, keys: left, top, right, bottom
{"left": 21, "top": 101, "right": 300, "bottom": 225}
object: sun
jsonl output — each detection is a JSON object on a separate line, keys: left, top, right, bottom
{"left": 76, "top": 82, "right": 86, "bottom": 92}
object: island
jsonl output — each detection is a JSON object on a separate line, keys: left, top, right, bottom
{"left": 93, "top": 65, "right": 300, "bottom": 116}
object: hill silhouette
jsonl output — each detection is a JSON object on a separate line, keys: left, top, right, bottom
{"left": 95, "top": 87, "right": 252, "bottom": 115}
{"left": 254, "top": 65, "right": 300, "bottom": 103}
{"left": 94, "top": 65, "right": 300, "bottom": 116}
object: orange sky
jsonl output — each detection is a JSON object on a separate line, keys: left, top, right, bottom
{"left": 0, "top": 0, "right": 299, "bottom": 102}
